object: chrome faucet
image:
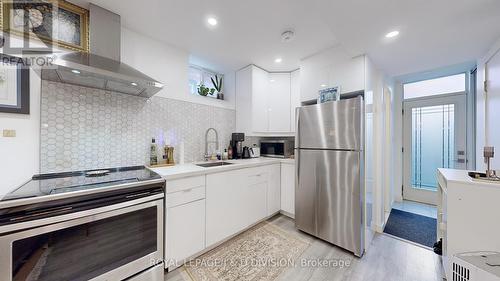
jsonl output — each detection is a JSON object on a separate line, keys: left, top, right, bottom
{"left": 205, "top": 128, "right": 219, "bottom": 161}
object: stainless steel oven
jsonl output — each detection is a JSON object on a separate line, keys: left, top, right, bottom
{"left": 260, "top": 139, "right": 294, "bottom": 158}
{"left": 0, "top": 184, "right": 164, "bottom": 281}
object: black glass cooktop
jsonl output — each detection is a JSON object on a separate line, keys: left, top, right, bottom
{"left": 1, "top": 166, "right": 162, "bottom": 202}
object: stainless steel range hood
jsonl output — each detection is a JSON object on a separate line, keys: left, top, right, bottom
{"left": 41, "top": 52, "right": 164, "bottom": 97}
{"left": 40, "top": 4, "right": 163, "bottom": 98}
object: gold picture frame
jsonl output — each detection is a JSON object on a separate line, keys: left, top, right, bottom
{"left": 1, "top": 0, "right": 89, "bottom": 52}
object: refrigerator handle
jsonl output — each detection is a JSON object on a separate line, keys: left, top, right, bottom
{"left": 295, "top": 149, "right": 300, "bottom": 197}
{"left": 294, "top": 106, "right": 300, "bottom": 147}
{"left": 314, "top": 157, "right": 319, "bottom": 235}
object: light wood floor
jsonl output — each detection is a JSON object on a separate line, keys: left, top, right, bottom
{"left": 392, "top": 200, "right": 437, "bottom": 219}
{"left": 165, "top": 215, "right": 445, "bottom": 281}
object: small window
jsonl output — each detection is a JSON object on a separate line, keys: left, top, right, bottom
{"left": 403, "top": 73, "right": 465, "bottom": 100}
{"left": 188, "top": 65, "right": 224, "bottom": 99}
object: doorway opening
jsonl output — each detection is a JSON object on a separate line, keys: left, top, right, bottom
{"left": 403, "top": 73, "right": 467, "bottom": 205}
{"left": 385, "top": 72, "right": 472, "bottom": 248}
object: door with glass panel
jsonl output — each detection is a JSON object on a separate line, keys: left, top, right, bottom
{"left": 403, "top": 93, "right": 466, "bottom": 205}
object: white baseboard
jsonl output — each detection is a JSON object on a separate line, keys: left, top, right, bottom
{"left": 279, "top": 210, "right": 295, "bottom": 219}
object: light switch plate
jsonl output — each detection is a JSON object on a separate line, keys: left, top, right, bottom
{"left": 3, "top": 129, "right": 16, "bottom": 137}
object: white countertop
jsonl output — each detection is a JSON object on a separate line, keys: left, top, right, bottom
{"left": 438, "top": 168, "right": 500, "bottom": 189}
{"left": 150, "top": 157, "right": 294, "bottom": 180}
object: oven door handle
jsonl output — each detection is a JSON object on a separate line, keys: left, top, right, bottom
{"left": 0, "top": 193, "right": 164, "bottom": 235}
{"left": 10, "top": 207, "right": 73, "bottom": 222}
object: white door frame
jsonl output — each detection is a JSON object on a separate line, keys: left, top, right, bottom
{"left": 403, "top": 92, "right": 467, "bottom": 205}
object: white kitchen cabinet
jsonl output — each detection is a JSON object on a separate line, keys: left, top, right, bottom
{"left": 206, "top": 169, "right": 245, "bottom": 246}
{"left": 243, "top": 181, "right": 268, "bottom": 227}
{"left": 290, "top": 70, "right": 301, "bottom": 132}
{"left": 280, "top": 162, "right": 295, "bottom": 217}
{"left": 437, "top": 169, "right": 500, "bottom": 279}
{"left": 165, "top": 176, "right": 206, "bottom": 269}
{"left": 166, "top": 199, "right": 205, "bottom": 266}
{"left": 267, "top": 164, "right": 281, "bottom": 215}
{"left": 267, "top": 73, "right": 291, "bottom": 132}
{"left": 206, "top": 165, "right": 278, "bottom": 247}
{"left": 236, "top": 65, "right": 296, "bottom": 135}
{"left": 300, "top": 47, "right": 365, "bottom": 102}
{"left": 251, "top": 66, "right": 270, "bottom": 133}
{"left": 235, "top": 66, "right": 253, "bottom": 136}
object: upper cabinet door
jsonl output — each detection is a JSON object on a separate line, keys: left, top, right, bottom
{"left": 268, "top": 73, "right": 291, "bottom": 132}
{"left": 236, "top": 66, "right": 253, "bottom": 135}
{"left": 236, "top": 65, "right": 297, "bottom": 135}
{"left": 251, "top": 66, "right": 270, "bottom": 133}
{"left": 290, "top": 70, "right": 301, "bottom": 132}
{"left": 300, "top": 48, "right": 365, "bottom": 102}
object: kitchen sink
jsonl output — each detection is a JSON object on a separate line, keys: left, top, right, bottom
{"left": 196, "top": 162, "right": 233, "bottom": 168}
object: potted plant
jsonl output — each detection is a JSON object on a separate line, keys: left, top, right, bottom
{"left": 197, "top": 84, "right": 216, "bottom": 97}
{"left": 211, "top": 74, "right": 224, "bottom": 100}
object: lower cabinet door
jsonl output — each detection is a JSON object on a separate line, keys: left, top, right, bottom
{"left": 166, "top": 199, "right": 205, "bottom": 267}
{"left": 280, "top": 163, "right": 295, "bottom": 216}
{"left": 206, "top": 167, "right": 270, "bottom": 247}
{"left": 245, "top": 181, "right": 268, "bottom": 227}
{"left": 206, "top": 170, "right": 245, "bottom": 247}
{"left": 267, "top": 164, "right": 281, "bottom": 216}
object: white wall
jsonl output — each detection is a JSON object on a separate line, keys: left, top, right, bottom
{"left": 383, "top": 78, "right": 396, "bottom": 214}
{"left": 392, "top": 82, "right": 404, "bottom": 203}
{"left": 0, "top": 69, "right": 41, "bottom": 194}
{"left": 476, "top": 37, "right": 500, "bottom": 170}
{"left": 365, "top": 56, "right": 387, "bottom": 235}
{"left": 121, "top": 27, "right": 235, "bottom": 110}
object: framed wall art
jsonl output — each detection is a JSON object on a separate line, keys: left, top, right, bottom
{"left": 0, "top": 54, "right": 30, "bottom": 114}
{"left": 318, "top": 86, "right": 340, "bottom": 103}
{"left": 1, "top": 0, "right": 89, "bottom": 52}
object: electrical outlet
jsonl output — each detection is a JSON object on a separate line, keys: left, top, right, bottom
{"left": 2, "top": 129, "right": 16, "bottom": 137}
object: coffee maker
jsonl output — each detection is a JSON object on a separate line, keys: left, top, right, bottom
{"left": 231, "top": 133, "right": 244, "bottom": 159}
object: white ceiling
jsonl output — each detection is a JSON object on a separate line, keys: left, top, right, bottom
{"left": 74, "top": 0, "right": 500, "bottom": 76}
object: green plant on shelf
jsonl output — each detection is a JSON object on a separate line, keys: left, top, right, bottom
{"left": 197, "top": 84, "right": 216, "bottom": 96}
{"left": 210, "top": 74, "right": 223, "bottom": 93}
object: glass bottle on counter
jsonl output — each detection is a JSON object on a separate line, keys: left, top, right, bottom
{"left": 150, "top": 138, "right": 158, "bottom": 166}
{"left": 228, "top": 145, "right": 233, "bottom": 160}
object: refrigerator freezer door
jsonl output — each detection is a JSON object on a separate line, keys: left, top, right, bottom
{"left": 295, "top": 148, "right": 364, "bottom": 257}
{"left": 296, "top": 96, "right": 363, "bottom": 150}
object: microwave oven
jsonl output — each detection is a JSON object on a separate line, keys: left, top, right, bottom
{"left": 260, "top": 140, "right": 294, "bottom": 158}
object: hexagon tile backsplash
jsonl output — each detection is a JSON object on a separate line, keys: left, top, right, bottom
{"left": 40, "top": 81, "right": 236, "bottom": 173}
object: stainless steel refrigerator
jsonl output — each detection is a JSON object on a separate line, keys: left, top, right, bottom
{"left": 295, "top": 96, "right": 364, "bottom": 257}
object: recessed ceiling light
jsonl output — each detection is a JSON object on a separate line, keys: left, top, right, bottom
{"left": 321, "top": 84, "right": 327, "bottom": 87}
{"left": 131, "top": 82, "right": 138, "bottom": 86}
{"left": 207, "top": 17, "right": 218, "bottom": 26}
{"left": 274, "top": 58, "right": 282, "bottom": 63}
{"left": 71, "top": 69, "right": 80, "bottom": 74}
{"left": 385, "top": 30, "right": 399, "bottom": 38}
{"left": 270, "top": 79, "right": 275, "bottom": 82}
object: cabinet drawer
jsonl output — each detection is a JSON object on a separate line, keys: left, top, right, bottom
{"left": 167, "top": 186, "right": 205, "bottom": 208}
{"left": 244, "top": 167, "right": 269, "bottom": 185}
{"left": 166, "top": 176, "right": 205, "bottom": 194}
